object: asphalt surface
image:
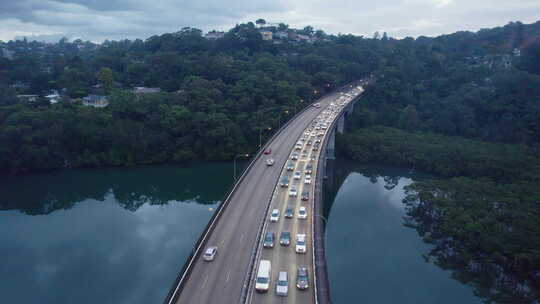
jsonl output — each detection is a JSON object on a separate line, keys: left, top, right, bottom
{"left": 173, "top": 91, "right": 342, "bottom": 304}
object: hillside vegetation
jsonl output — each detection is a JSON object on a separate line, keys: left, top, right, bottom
{"left": 340, "top": 21, "right": 540, "bottom": 303}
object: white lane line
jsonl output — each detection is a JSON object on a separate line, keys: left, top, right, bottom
{"left": 226, "top": 270, "right": 231, "bottom": 283}
{"left": 201, "top": 275, "right": 209, "bottom": 289}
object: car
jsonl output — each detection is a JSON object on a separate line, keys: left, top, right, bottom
{"left": 203, "top": 246, "right": 218, "bottom": 261}
{"left": 301, "top": 190, "right": 309, "bottom": 201}
{"left": 291, "top": 152, "right": 299, "bottom": 160}
{"left": 293, "top": 171, "right": 302, "bottom": 180}
{"left": 305, "top": 164, "right": 313, "bottom": 174}
{"left": 313, "top": 103, "right": 321, "bottom": 108}
{"left": 295, "top": 234, "right": 306, "bottom": 253}
{"left": 264, "top": 148, "right": 272, "bottom": 155}
{"left": 301, "top": 151, "right": 308, "bottom": 158}
{"left": 298, "top": 207, "right": 307, "bottom": 219}
{"left": 296, "top": 267, "right": 309, "bottom": 290}
{"left": 312, "top": 145, "right": 319, "bottom": 152}
{"left": 270, "top": 209, "right": 280, "bottom": 222}
{"left": 306, "top": 140, "right": 313, "bottom": 146}
{"left": 280, "top": 176, "right": 289, "bottom": 187}
{"left": 289, "top": 186, "right": 298, "bottom": 197}
{"left": 284, "top": 207, "right": 294, "bottom": 218}
{"left": 263, "top": 232, "right": 275, "bottom": 248}
{"left": 315, "top": 139, "right": 321, "bottom": 144}
{"left": 266, "top": 158, "right": 274, "bottom": 166}
{"left": 295, "top": 143, "right": 303, "bottom": 150}
{"left": 276, "top": 271, "right": 289, "bottom": 296}
{"left": 304, "top": 175, "right": 312, "bottom": 185}
{"left": 279, "top": 232, "right": 291, "bottom": 246}
{"left": 286, "top": 161, "right": 295, "bottom": 171}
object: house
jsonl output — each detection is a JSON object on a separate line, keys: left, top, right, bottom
{"left": 204, "top": 31, "right": 225, "bottom": 40}
{"left": 274, "top": 31, "right": 289, "bottom": 40}
{"left": 133, "top": 87, "right": 161, "bottom": 94}
{"left": 260, "top": 31, "right": 273, "bottom": 41}
{"left": 82, "top": 95, "right": 108, "bottom": 107}
{"left": 45, "top": 93, "right": 61, "bottom": 104}
{"left": 17, "top": 95, "right": 39, "bottom": 102}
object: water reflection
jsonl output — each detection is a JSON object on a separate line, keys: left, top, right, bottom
{"left": 0, "top": 163, "right": 232, "bottom": 304}
{"left": 0, "top": 162, "right": 232, "bottom": 214}
{"left": 325, "top": 160, "right": 481, "bottom": 304}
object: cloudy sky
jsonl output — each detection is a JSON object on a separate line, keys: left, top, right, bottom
{"left": 0, "top": 0, "right": 539, "bottom": 42}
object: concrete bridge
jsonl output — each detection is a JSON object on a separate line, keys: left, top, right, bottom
{"left": 164, "top": 80, "right": 366, "bottom": 304}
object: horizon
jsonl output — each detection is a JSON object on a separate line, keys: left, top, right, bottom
{"left": 1, "top": 0, "right": 539, "bottom": 43}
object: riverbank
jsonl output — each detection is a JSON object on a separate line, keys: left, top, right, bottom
{"left": 336, "top": 126, "right": 540, "bottom": 303}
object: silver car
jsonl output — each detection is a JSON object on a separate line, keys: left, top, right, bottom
{"left": 203, "top": 246, "right": 218, "bottom": 261}
{"left": 276, "top": 271, "right": 288, "bottom": 296}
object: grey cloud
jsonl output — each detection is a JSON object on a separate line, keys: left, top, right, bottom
{"left": 0, "top": 0, "right": 538, "bottom": 42}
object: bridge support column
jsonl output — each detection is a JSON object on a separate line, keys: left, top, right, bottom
{"left": 337, "top": 115, "right": 345, "bottom": 134}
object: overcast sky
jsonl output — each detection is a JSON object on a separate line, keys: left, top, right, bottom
{"left": 0, "top": 0, "right": 539, "bottom": 43}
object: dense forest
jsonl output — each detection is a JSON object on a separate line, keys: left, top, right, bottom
{"left": 0, "top": 23, "right": 379, "bottom": 174}
{"left": 2, "top": 19, "right": 540, "bottom": 303}
{"left": 339, "top": 21, "right": 540, "bottom": 303}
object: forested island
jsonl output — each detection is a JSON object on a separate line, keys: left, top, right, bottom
{"left": 1, "top": 19, "right": 540, "bottom": 303}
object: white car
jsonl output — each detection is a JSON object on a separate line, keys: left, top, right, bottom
{"left": 291, "top": 152, "right": 299, "bottom": 160}
{"left": 203, "top": 246, "right": 218, "bottom": 261}
{"left": 270, "top": 209, "right": 280, "bottom": 222}
{"left": 298, "top": 207, "right": 307, "bottom": 219}
{"left": 304, "top": 175, "right": 312, "bottom": 184}
{"left": 294, "top": 171, "right": 302, "bottom": 180}
{"left": 289, "top": 186, "right": 298, "bottom": 197}
{"left": 266, "top": 158, "right": 275, "bottom": 166}
{"left": 296, "top": 234, "right": 306, "bottom": 253}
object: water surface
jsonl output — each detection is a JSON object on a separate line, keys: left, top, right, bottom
{"left": 326, "top": 160, "right": 481, "bottom": 304}
{"left": 0, "top": 163, "right": 232, "bottom": 304}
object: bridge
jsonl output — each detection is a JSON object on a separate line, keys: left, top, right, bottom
{"left": 164, "top": 81, "right": 366, "bottom": 304}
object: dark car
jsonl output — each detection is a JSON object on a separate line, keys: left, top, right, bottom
{"left": 285, "top": 207, "right": 294, "bottom": 218}
{"left": 296, "top": 267, "right": 309, "bottom": 290}
{"left": 301, "top": 190, "right": 309, "bottom": 201}
{"left": 305, "top": 164, "right": 313, "bottom": 174}
{"left": 263, "top": 232, "right": 275, "bottom": 248}
{"left": 279, "top": 232, "right": 291, "bottom": 246}
{"left": 264, "top": 148, "right": 272, "bottom": 155}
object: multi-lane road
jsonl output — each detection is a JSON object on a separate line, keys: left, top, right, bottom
{"left": 169, "top": 83, "right": 364, "bottom": 304}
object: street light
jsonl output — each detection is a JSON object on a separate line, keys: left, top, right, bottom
{"left": 259, "top": 127, "right": 272, "bottom": 149}
{"left": 233, "top": 153, "right": 249, "bottom": 182}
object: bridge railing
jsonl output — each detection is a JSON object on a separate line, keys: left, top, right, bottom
{"left": 312, "top": 85, "right": 365, "bottom": 304}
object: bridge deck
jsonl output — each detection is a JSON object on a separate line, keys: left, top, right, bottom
{"left": 168, "top": 83, "right": 364, "bottom": 304}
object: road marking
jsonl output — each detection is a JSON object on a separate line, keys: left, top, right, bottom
{"left": 226, "top": 270, "right": 231, "bottom": 282}
{"left": 240, "top": 233, "right": 245, "bottom": 243}
{"left": 201, "top": 275, "right": 209, "bottom": 289}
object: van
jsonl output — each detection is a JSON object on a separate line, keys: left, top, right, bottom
{"left": 255, "top": 260, "right": 271, "bottom": 292}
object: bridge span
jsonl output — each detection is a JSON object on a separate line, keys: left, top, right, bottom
{"left": 164, "top": 81, "right": 366, "bottom": 304}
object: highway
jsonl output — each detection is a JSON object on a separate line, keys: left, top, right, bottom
{"left": 247, "top": 86, "right": 364, "bottom": 304}
{"left": 169, "top": 84, "right": 363, "bottom": 304}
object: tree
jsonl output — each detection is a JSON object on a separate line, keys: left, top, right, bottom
{"left": 98, "top": 67, "right": 114, "bottom": 94}
{"left": 255, "top": 19, "right": 266, "bottom": 27}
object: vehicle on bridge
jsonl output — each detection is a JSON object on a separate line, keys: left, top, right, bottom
{"left": 270, "top": 209, "right": 280, "bottom": 222}
{"left": 304, "top": 174, "right": 312, "bottom": 184}
{"left": 280, "top": 176, "right": 289, "bottom": 187}
{"left": 298, "top": 206, "right": 307, "bottom": 219}
{"left": 276, "top": 271, "right": 289, "bottom": 296}
{"left": 296, "top": 267, "right": 309, "bottom": 290}
{"left": 265, "top": 158, "right": 275, "bottom": 166}
{"left": 279, "top": 231, "right": 291, "bottom": 246}
{"left": 301, "top": 190, "right": 310, "bottom": 201}
{"left": 202, "top": 246, "right": 217, "bottom": 261}
{"left": 289, "top": 186, "right": 298, "bottom": 197}
{"left": 284, "top": 207, "right": 294, "bottom": 218}
{"left": 264, "top": 148, "right": 272, "bottom": 155}
{"left": 286, "top": 161, "right": 295, "bottom": 171}
{"left": 295, "top": 234, "right": 306, "bottom": 253}
{"left": 263, "top": 232, "right": 275, "bottom": 248}
{"left": 255, "top": 260, "right": 271, "bottom": 292}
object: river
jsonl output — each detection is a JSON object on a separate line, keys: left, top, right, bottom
{"left": 0, "top": 161, "right": 482, "bottom": 303}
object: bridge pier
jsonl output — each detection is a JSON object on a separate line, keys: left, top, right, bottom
{"left": 336, "top": 116, "right": 344, "bottom": 134}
